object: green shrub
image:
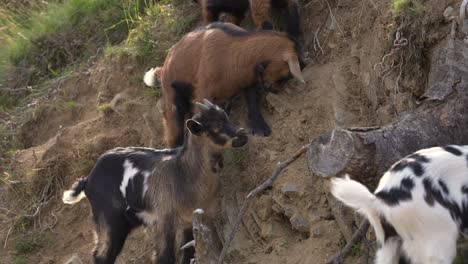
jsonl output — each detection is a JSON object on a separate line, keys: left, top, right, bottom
{"left": 393, "top": 0, "right": 425, "bottom": 17}
{"left": 0, "top": 0, "right": 155, "bottom": 87}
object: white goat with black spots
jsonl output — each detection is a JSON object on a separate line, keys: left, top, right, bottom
{"left": 331, "top": 145, "right": 468, "bottom": 264}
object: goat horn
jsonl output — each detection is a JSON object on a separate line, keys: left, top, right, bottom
{"left": 202, "top": 99, "right": 215, "bottom": 107}
{"left": 288, "top": 56, "right": 306, "bottom": 84}
{"left": 180, "top": 240, "right": 195, "bottom": 250}
{"left": 195, "top": 101, "right": 210, "bottom": 111}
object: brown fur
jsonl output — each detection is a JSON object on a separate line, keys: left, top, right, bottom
{"left": 152, "top": 23, "right": 301, "bottom": 147}
{"left": 250, "top": 0, "right": 271, "bottom": 29}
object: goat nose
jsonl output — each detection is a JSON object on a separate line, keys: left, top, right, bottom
{"left": 232, "top": 128, "right": 248, "bottom": 147}
{"left": 236, "top": 128, "right": 247, "bottom": 136}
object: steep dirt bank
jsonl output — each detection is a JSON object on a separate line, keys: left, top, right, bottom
{"left": 0, "top": 0, "right": 458, "bottom": 263}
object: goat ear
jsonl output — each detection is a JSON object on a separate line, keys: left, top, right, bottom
{"left": 186, "top": 119, "right": 204, "bottom": 135}
{"left": 285, "top": 54, "right": 305, "bottom": 84}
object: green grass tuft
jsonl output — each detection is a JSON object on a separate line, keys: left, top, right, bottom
{"left": 0, "top": 0, "right": 155, "bottom": 88}
{"left": 12, "top": 256, "right": 28, "bottom": 264}
{"left": 104, "top": 0, "right": 199, "bottom": 64}
{"left": 393, "top": 0, "right": 425, "bottom": 17}
{"left": 144, "top": 87, "right": 161, "bottom": 98}
{"left": 13, "top": 232, "right": 44, "bottom": 255}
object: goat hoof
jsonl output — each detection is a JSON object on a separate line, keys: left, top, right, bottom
{"left": 250, "top": 124, "right": 271, "bottom": 137}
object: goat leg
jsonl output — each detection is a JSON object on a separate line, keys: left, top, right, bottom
{"left": 244, "top": 84, "right": 271, "bottom": 136}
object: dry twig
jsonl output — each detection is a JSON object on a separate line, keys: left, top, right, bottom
{"left": 326, "top": 220, "right": 370, "bottom": 264}
{"left": 217, "top": 144, "right": 310, "bottom": 264}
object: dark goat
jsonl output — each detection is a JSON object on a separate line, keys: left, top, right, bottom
{"left": 195, "top": 0, "right": 301, "bottom": 41}
{"left": 62, "top": 98, "right": 248, "bottom": 264}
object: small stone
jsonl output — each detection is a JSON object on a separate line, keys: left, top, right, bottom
{"left": 443, "top": 6, "right": 455, "bottom": 21}
{"left": 281, "top": 182, "right": 301, "bottom": 198}
{"left": 312, "top": 227, "right": 322, "bottom": 237}
{"left": 325, "top": 15, "right": 337, "bottom": 31}
{"left": 283, "top": 206, "right": 295, "bottom": 218}
{"left": 290, "top": 213, "right": 310, "bottom": 233}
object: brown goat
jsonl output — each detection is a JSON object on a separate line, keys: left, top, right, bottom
{"left": 144, "top": 22, "right": 304, "bottom": 148}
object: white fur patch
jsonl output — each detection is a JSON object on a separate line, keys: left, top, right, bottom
{"left": 162, "top": 156, "right": 174, "bottom": 161}
{"left": 142, "top": 171, "right": 150, "bottom": 199}
{"left": 120, "top": 159, "right": 139, "bottom": 197}
{"left": 137, "top": 211, "right": 158, "bottom": 225}
{"left": 143, "top": 68, "right": 157, "bottom": 87}
{"left": 62, "top": 190, "right": 86, "bottom": 204}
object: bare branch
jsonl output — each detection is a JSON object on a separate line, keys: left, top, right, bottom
{"left": 217, "top": 144, "right": 309, "bottom": 264}
{"left": 326, "top": 220, "right": 370, "bottom": 264}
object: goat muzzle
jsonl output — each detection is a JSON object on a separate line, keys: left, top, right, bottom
{"left": 232, "top": 128, "right": 248, "bottom": 147}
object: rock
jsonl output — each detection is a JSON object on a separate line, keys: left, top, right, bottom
{"left": 281, "top": 182, "right": 301, "bottom": 198}
{"left": 325, "top": 15, "right": 337, "bottom": 31}
{"left": 65, "top": 255, "right": 83, "bottom": 264}
{"left": 283, "top": 206, "right": 295, "bottom": 218}
{"left": 443, "top": 6, "right": 455, "bottom": 21}
{"left": 312, "top": 226, "right": 322, "bottom": 238}
{"left": 289, "top": 213, "right": 310, "bottom": 234}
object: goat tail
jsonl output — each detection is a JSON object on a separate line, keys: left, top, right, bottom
{"left": 331, "top": 175, "right": 396, "bottom": 248}
{"left": 143, "top": 67, "right": 162, "bottom": 87}
{"left": 331, "top": 175, "right": 383, "bottom": 216}
{"left": 62, "top": 177, "right": 87, "bottom": 204}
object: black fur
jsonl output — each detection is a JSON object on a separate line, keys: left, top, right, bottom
{"left": 286, "top": 0, "right": 301, "bottom": 41}
{"left": 443, "top": 145, "right": 463, "bottom": 156}
{"left": 438, "top": 179, "right": 449, "bottom": 195}
{"left": 399, "top": 254, "right": 412, "bottom": 264}
{"left": 181, "top": 228, "right": 195, "bottom": 264}
{"left": 376, "top": 188, "right": 412, "bottom": 206}
{"left": 390, "top": 153, "right": 430, "bottom": 177}
{"left": 423, "top": 177, "right": 468, "bottom": 232}
{"left": 69, "top": 177, "right": 87, "bottom": 198}
{"left": 462, "top": 185, "right": 468, "bottom": 194}
{"left": 381, "top": 216, "right": 399, "bottom": 241}
{"left": 244, "top": 84, "right": 271, "bottom": 136}
{"left": 262, "top": 21, "right": 274, "bottom": 30}
{"left": 197, "top": 0, "right": 249, "bottom": 25}
{"left": 375, "top": 178, "right": 414, "bottom": 206}
{"left": 204, "top": 22, "right": 250, "bottom": 36}
{"left": 401, "top": 178, "right": 415, "bottom": 190}
{"left": 172, "top": 81, "right": 195, "bottom": 147}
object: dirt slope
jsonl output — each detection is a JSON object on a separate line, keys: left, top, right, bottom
{"left": 0, "top": 0, "right": 457, "bottom": 263}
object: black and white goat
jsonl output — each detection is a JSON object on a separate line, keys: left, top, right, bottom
{"left": 62, "top": 97, "right": 248, "bottom": 264}
{"left": 331, "top": 145, "right": 468, "bottom": 264}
